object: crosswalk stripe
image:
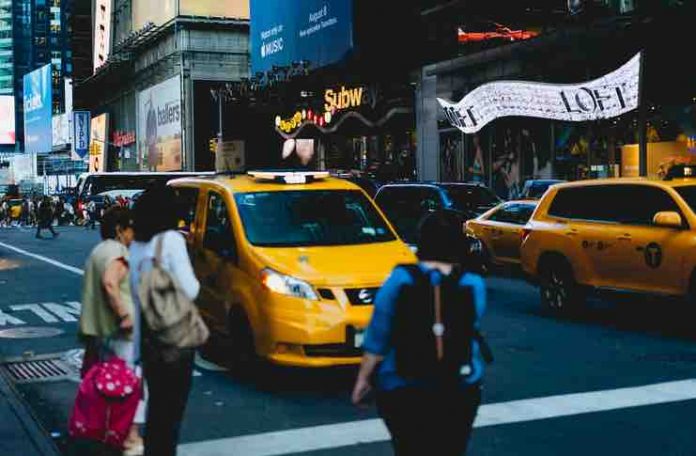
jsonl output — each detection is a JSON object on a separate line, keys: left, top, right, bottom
{"left": 0, "top": 241, "right": 84, "bottom": 276}
{"left": 179, "top": 378, "right": 696, "bottom": 456}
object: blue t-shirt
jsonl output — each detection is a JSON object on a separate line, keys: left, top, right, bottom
{"left": 363, "top": 264, "right": 487, "bottom": 391}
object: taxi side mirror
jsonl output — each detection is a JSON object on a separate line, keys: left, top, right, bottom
{"left": 653, "top": 211, "right": 683, "bottom": 229}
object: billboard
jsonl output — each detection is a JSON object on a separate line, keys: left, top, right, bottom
{"left": 132, "top": 0, "right": 176, "bottom": 31}
{"left": 0, "top": 96, "right": 15, "bottom": 145}
{"left": 137, "top": 76, "right": 182, "bottom": 171}
{"left": 52, "top": 114, "right": 70, "bottom": 147}
{"left": 133, "top": 0, "right": 248, "bottom": 30}
{"left": 180, "top": 0, "right": 248, "bottom": 18}
{"left": 439, "top": 53, "right": 641, "bottom": 134}
{"left": 250, "top": 0, "right": 353, "bottom": 73}
{"left": 89, "top": 114, "right": 108, "bottom": 173}
{"left": 94, "top": 0, "right": 113, "bottom": 71}
{"left": 23, "top": 64, "right": 53, "bottom": 154}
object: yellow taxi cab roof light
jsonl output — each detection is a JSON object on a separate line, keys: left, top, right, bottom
{"left": 248, "top": 170, "right": 330, "bottom": 185}
{"left": 664, "top": 164, "right": 696, "bottom": 180}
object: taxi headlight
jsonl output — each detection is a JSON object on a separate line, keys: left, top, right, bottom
{"left": 260, "top": 268, "right": 318, "bottom": 301}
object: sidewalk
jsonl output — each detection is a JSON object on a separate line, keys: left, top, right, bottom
{"left": 0, "top": 369, "right": 60, "bottom": 456}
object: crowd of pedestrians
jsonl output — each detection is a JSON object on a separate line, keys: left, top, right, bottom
{"left": 74, "top": 184, "right": 489, "bottom": 456}
{"left": 0, "top": 193, "right": 137, "bottom": 235}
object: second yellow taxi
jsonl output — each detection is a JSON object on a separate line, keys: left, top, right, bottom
{"left": 521, "top": 169, "right": 696, "bottom": 311}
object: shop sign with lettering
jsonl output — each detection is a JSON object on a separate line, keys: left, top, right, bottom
{"left": 112, "top": 130, "right": 136, "bottom": 147}
{"left": 438, "top": 52, "right": 641, "bottom": 134}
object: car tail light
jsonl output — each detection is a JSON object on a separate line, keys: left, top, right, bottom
{"left": 521, "top": 228, "right": 532, "bottom": 243}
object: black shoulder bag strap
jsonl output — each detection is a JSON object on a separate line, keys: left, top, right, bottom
{"left": 454, "top": 267, "right": 495, "bottom": 365}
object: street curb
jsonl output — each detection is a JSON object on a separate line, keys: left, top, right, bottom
{"left": 0, "top": 367, "right": 62, "bottom": 456}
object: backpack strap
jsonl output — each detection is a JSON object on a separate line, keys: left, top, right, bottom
{"left": 474, "top": 330, "right": 494, "bottom": 365}
{"left": 154, "top": 233, "right": 165, "bottom": 266}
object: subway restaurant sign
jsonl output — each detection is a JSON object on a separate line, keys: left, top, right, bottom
{"left": 438, "top": 52, "right": 641, "bottom": 134}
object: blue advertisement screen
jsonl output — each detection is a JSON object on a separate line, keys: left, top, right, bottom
{"left": 251, "top": 0, "right": 353, "bottom": 74}
{"left": 23, "top": 64, "right": 53, "bottom": 154}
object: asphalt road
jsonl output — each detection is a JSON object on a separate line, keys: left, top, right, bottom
{"left": 2, "top": 226, "right": 696, "bottom": 455}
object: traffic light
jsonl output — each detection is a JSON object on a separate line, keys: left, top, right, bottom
{"left": 209, "top": 138, "right": 217, "bottom": 153}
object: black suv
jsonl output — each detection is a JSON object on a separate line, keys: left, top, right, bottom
{"left": 374, "top": 183, "right": 501, "bottom": 245}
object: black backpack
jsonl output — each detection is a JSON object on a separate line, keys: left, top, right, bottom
{"left": 391, "top": 264, "right": 492, "bottom": 383}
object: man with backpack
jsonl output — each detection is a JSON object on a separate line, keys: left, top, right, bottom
{"left": 352, "top": 210, "right": 491, "bottom": 456}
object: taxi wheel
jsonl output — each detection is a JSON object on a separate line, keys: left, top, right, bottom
{"left": 539, "top": 258, "right": 581, "bottom": 313}
{"left": 227, "top": 309, "right": 258, "bottom": 370}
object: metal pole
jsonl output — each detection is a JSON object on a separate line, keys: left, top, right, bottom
{"left": 638, "top": 51, "right": 648, "bottom": 177}
{"left": 218, "top": 88, "right": 223, "bottom": 143}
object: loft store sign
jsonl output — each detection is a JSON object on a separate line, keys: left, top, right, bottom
{"left": 438, "top": 52, "right": 641, "bottom": 134}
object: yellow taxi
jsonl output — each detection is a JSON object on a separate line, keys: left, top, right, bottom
{"left": 466, "top": 200, "right": 539, "bottom": 267}
{"left": 9, "top": 199, "right": 23, "bottom": 220}
{"left": 521, "top": 170, "right": 696, "bottom": 311}
{"left": 169, "top": 171, "right": 416, "bottom": 367}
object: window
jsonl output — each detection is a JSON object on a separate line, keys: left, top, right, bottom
{"left": 235, "top": 190, "right": 396, "bottom": 247}
{"left": 675, "top": 186, "right": 696, "bottom": 213}
{"left": 489, "top": 204, "right": 536, "bottom": 225}
{"left": 548, "top": 186, "right": 616, "bottom": 222}
{"left": 174, "top": 187, "right": 199, "bottom": 230}
{"left": 611, "top": 185, "right": 682, "bottom": 226}
{"left": 443, "top": 185, "right": 500, "bottom": 211}
{"left": 204, "top": 192, "right": 236, "bottom": 259}
{"left": 549, "top": 185, "right": 681, "bottom": 226}
{"left": 375, "top": 186, "right": 443, "bottom": 243}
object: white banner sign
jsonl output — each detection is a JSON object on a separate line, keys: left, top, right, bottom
{"left": 438, "top": 52, "right": 641, "bottom": 134}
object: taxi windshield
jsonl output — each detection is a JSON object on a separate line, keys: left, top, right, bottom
{"left": 675, "top": 185, "right": 696, "bottom": 212}
{"left": 235, "top": 190, "right": 396, "bottom": 247}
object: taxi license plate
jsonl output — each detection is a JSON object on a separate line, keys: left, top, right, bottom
{"left": 353, "top": 330, "right": 365, "bottom": 349}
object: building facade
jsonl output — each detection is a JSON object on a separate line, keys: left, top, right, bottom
{"left": 75, "top": 0, "right": 250, "bottom": 173}
{"left": 0, "top": 0, "right": 73, "bottom": 157}
{"left": 416, "top": 1, "right": 692, "bottom": 198}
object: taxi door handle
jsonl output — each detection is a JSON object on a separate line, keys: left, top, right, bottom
{"left": 565, "top": 229, "right": 578, "bottom": 237}
{"left": 617, "top": 234, "right": 632, "bottom": 241}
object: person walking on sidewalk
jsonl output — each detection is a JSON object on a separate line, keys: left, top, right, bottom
{"left": 35, "top": 197, "right": 59, "bottom": 239}
{"left": 85, "top": 199, "right": 98, "bottom": 230}
{"left": 129, "top": 185, "right": 200, "bottom": 456}
{"left": 352, "top": 210, "right": 490, "bottom": 456}
{"left": 78, "top": 206, "right": 145, "bottom": 456}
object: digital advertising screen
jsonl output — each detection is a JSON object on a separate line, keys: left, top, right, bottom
{"left": 0, "top": 96, "right": 15, "bottom": 145}
{"left": 23, "top": 64, "right": 53, "bottom": 154}
{"left": 250, "top": 0, "right": 353, "bottom": 74}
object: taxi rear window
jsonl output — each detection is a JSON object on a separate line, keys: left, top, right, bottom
{"left": 234, "top": 190, "right": 396, "bottom": 247}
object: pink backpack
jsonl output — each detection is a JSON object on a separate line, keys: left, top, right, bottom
{"left": 68, "top": 356, "right": 141, "bottom": 449}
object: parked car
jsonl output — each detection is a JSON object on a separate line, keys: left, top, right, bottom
{"left": 374, "top": 182, "right": 502, "bottom": 245}
{"left": 466, "top": 200, "right": 539, "bottom": 268}
{"left": 521, "top": 176, "right": 696, "bottom": 312}
{"left": 520, "top": 179, "right": 566, "bottom": 200}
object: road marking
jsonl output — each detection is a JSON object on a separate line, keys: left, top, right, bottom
{"left": 0, "top": 302, "right": 83, "bottom": 326}
{"left": 0, "top": 241, "right": 84, "bottom": 276}
{"left": 0, "top": 310, "right": 25, "bottom": 326}
{"left": 42, "top": 302, "right": 81, "bottom": 322}
{"left": 10, "top": 304, "right": 59, "bottom": 323}
{"left": 179, "top": 378, "right": 696, "bottom": 456}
